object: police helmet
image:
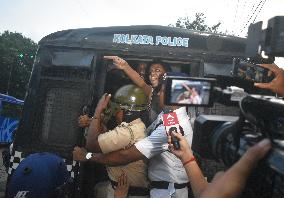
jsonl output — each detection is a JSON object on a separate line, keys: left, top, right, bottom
{"left": 113, "top": 84, "right": 148, "bottom": 112}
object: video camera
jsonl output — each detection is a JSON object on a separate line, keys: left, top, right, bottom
{"left": 164, "top": 75, "right": 284, "bottom": 170}
{"left": 164, "top": 16, "right": 284, "bottom": 180}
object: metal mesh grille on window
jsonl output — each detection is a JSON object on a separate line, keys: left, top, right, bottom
{"left": 41, "top": 88, "right": 82, "bottom": 146}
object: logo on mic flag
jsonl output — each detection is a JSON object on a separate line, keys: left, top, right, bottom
{"left": 162, "top": 112, "right": 181, "bottom": 135}
{"left": 163, "top": 112, "right": 179, "bottom": 126}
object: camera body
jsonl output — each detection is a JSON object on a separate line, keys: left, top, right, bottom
{"left": 163, "top": 74, "right": 284, "bottom": 197}
{"left": 191, "top": 93, "right": 284, "bottom": 175}
{"left": 192, "top": 114, "right": 238, "bottom": 162}
{"left": 163, "top": 73, "right": 284, "bottom": 174}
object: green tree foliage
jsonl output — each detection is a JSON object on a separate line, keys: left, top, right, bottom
{"left": 171, "top": 13, "right": 222, "bottom": 33}
{"left": 0, "top": 31, "right": 38, "bottom": 99}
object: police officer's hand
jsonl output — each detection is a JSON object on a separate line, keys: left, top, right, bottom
{"left": 114, "top": 173, "right": 129, "bottom": 198}
{"left": 78, "top": 115, "right": 91, "bottom": 128}
{"left": 200, "top": 138, "right": 271, "bottom": 198}
{"left": 168, "top": 132, "right": 194, "bottom": 163}
{"left": 72, "top": 146, "right": 87, "bottom": 162}
{"left": 95, "top": 93, "right": 112, "bottom": 115}
{"left": 254, "top": 63, "right": 284, "bottom": 96}
{"left": 104, "top": 56, "right": 129, "bottom": 70}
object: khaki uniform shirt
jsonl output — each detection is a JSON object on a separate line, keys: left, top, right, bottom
{"left": 98, "top": 118, "right": 149, "bottom": 188}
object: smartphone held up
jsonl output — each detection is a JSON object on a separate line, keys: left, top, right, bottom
{"left": 232, "top": 58, "right": 274, "bottom": 83}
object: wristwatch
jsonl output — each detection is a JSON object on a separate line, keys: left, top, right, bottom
{"left": 85, "top": 152, "right": 93, "bottom": 160}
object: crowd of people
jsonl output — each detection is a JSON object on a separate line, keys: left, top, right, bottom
{"left": 6, "top": 57, "right": 284, "bottom": 198}
{"left": 74, "top": 56, "right": 193, "bottom": 198}
{"left": 73, "top": 58, "right": 284, "bottom": 198}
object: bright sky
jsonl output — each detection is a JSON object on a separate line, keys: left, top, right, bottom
{"left": 0, "top": 0, "right": 283, "bottom": 65}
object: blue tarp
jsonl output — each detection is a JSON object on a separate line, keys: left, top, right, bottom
{"left": 0, "top": 116, "right": 19, "bottom": 143}
{"left": 0, "top": 93, "right": 24, "bottom": 105}
{"left": 0, "top": 93, "right": 24, "bottom": 143}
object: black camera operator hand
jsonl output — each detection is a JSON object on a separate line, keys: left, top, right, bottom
{"left": 254, "top": 63, "right": 284, "bottom": 96}
{"left": 168, "top": 132, "right": 271, "bottom": 198}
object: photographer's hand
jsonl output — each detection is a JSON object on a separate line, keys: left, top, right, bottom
{"left": 168, "top": 132, "right": 208, "bottom": 198}
{"left": 168, "top": 131, "right": 193, "bottom": 162}
{"left": 254, "top": 63, "right": 284, "bottom": 96}
{"left": 200, "top": 139, "right": 271, "bottom": 198}
{"left": 168, "top": 133, "right": 271, "bottom": 198}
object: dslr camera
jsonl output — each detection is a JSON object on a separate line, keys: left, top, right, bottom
{"left": 164, "top": 16, "right": 284, "bottom": 197}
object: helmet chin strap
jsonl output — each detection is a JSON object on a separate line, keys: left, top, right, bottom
{"left": 122, "top": 110, "right": 147, "bottom": 123}
{"left": 122, "top": 110, "right": 136, "bottom": 123}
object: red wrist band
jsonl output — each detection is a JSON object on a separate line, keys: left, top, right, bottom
{"left": 183, "top": 156, "right": 195, "bottom": 166}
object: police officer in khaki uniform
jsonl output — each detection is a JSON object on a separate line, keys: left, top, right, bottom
{"left": 73, "top": 84, "right": 150, "bottom": 198}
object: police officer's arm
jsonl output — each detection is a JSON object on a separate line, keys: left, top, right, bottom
{"left": 85, "top": 93, "right": 111, "bottom": 153}
{"left": 104, "top": 56, "right": 152, "bottom": 96}
{"left": 89, "top": 144, "right": 146, "bottom": 166}
{"left": 73, "top": 144, "right": 145, "bottom": 164}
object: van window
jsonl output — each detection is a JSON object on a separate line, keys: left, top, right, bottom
{"left": 51, "top": 50, "right": 94, "bottom": 67}
{"left": 103, "top": 57, "right": 198, "bottom": 95}
{"left": 41, "top": 88, "right": 83, "bottom": 147}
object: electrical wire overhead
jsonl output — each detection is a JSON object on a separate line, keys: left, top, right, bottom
{"left": 239, "top": 0, "right": 261, "bottom": 34}
{"left": 239, "top": 0, "right": 266, "bottom": 35}
{"left": 232, "top": 0, "right": 241, "bottom": 35}
{"left": 252, "top": 0, "right": 267, "bottom": 23}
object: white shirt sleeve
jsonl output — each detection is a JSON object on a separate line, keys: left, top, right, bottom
{"left": 134, "top": 125, "right": 168, "bottom": 159}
